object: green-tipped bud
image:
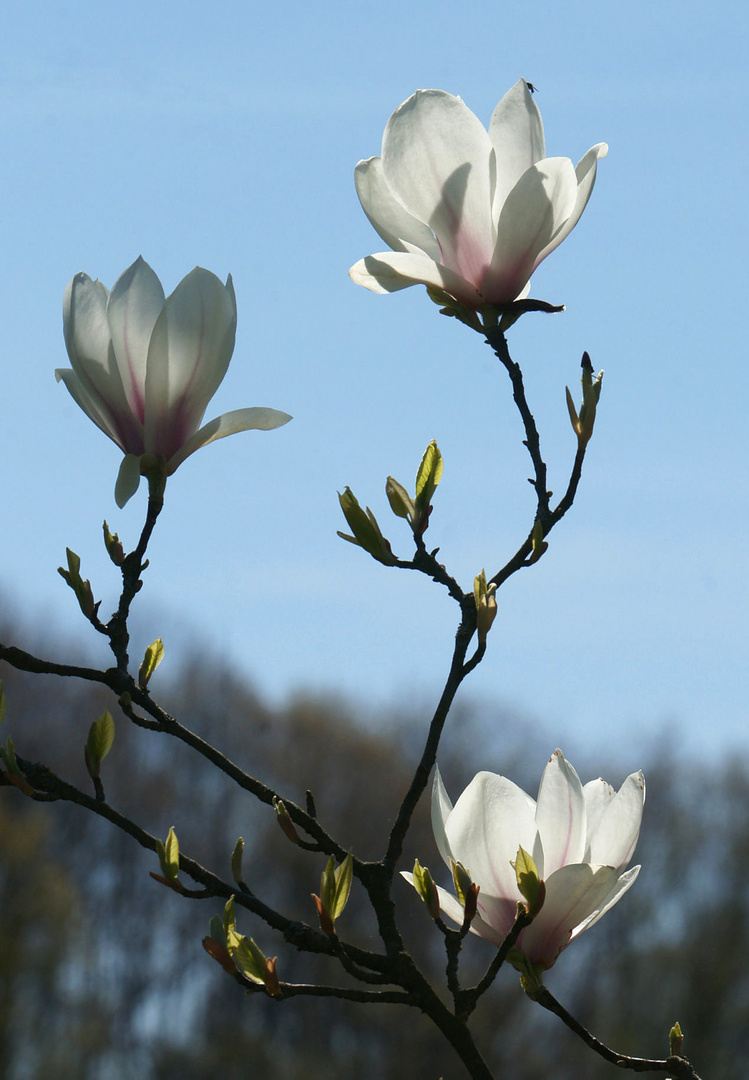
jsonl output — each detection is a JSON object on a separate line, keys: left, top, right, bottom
{"left": 0, "top": 736, "right": 34, "bottom": 796}
{"left": 227, "top": 932, "right": 270, "bottom": 985}
{"left": 84, "top": 710, "right": 115, "bottom": 780}
{"left": 511, "top": 846, "right": 546, "bottom": 917}
{"left": 208, "top": 913, "right": 225, "bottom": 946}
{"left": 272, "top": 797, "right": 300, "bottom": 844}
{"left": 450, "top": 859, "right": 473, "bottom": 906}
{"left": 669, "top": 1022, "right": 684, "bottom": 1057}
{"left": 58, "top": 548, "right": 99, "bottom": 620}
{"left": 474, "top": 569, "right": 498, "bottom": 645}
{"left": 337, "top": 488, "right": 398, "bottom": 565}
{"left": 102, "top": 521, "right": 126, "bottom": 566}
{"left": 156, "top": 825, "right": 180, "bottom": 881}
{"left": 385, "top": 476, "right": 415, "bottom": 523}
{"left": 315, "top": 852, "right": 354, "bottom": 934}
{"left": 412, "top": 859, "right": 440, "bottom": 920}
{"left": 231, "top": 837, "right": 245, "bottom": 887}
{"left": 566, "top": 352, "right": 603, "bottom": 446}
{"left": 223, "top": 895, "right": 237, "bottom": 938}
{"left": 138, "top": 638, "right": 165, "bottom": 689}
{"left": 528, "top": 520, "right": 548, "bottom": 565}
{"left": 414, "top": 441, "right": 444, "bottom": 529}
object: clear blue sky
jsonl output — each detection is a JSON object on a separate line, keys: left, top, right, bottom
{"left": 1, "top": 0, "right": 747, "bottom": 766}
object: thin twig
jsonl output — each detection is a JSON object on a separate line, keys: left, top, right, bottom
{"left": 535, "top": 987, "right": 703, "bottom": 1079}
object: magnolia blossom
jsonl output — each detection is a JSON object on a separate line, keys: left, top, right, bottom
{"left": 350, "top": 80, "right": 607, "bottom": 310}
{"left": 57, "top": 257, "right": 292, "bottom": 506}
{"left": 406, "top": 750, "right": 644, "bottom": 971}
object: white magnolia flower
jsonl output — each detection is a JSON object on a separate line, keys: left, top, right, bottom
{"left": 350, "top": 80, "right": 607, "bottom": 310}
{"left": 406, "top": 750, "right": 644, "bottom": 970}
{"left": 57, "top": 257, "right": 292, "bottom": 507}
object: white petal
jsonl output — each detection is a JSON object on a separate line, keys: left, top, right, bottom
{"left": 521, "top": 863, "right": 619, "bottom": 968}
{"left": 167, "top": 407, "right": 292, "bottom": 473}
{"left": 582, "top": 777, "right": 615, "bottom": 851}
{"left": 62, "top": 273, "right": 141, "bottom": 441}
{"left": 485, "top": 157, "right": 578, "bottom": 303}
{"left": 572, "top": 864, "right": 640, "bottom": 938}
{"left": 488, "top": 79, "right": 546, "bottom": 215}
{"left": 586, "top": 771, "right": 645, "bottom": 869}
{"left": 354, "top": 157, "right": 442, "bottom": 261}
{"left": 381, "top": 90, "right": 495, "bottom": 287}
{"left": 56, "top": 367, "right": 122, "bottom": 447}
{"left": 534, "top": 143, "right": 608, "bottom": 265}
{"left": 444, "top": 771, "right": 536, "bottom": 900}
{"left": 349, "top": 251, "right": 482, "bottom": 307}
{"left": 63, "top": 272, "right": 111, "bottom": 369}
{"left": 55, "top": 364, "right": 144, "bottom": 454}
{"left": 144, "top": 268, "right": 237, "bottom": 456}
{"left": 115, "top": 453, "right": 143, "bottom": 508}
{"left": 535, "top": 750, "right": 586, "bottom": 877}
{"left": 107, "top": 257, "right": 165, "bottom": 422}
{"left": 431, "top": 766, "right": 454, "bottom": 868}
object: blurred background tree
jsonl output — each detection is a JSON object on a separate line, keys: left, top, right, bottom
{"left": 1, "top": 599, "right": 744, "bottom": 1078}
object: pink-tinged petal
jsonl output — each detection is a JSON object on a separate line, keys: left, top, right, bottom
{"left": 55, "top": 365, "right": 144, "bottom": 455}
{"left": 431, "top": 766, "right": 454, "bottom": 868}
{"left": 354, "top": 157, "right": 442, "bottom": 261}
{"left": 535, "top": 750, "right": 586, "bottom": 877}
{"left": 381, "top": 90, "right": 495, "bottom": 287}
{"left": 445, "top": 771, "right": 536, "bottom": 900}
{"left": 349, "top": 252, "right": 482, "bottom": 307}
{"left": 475, "top": 891, "right": 522, "bottom": 942}
{"left": 114, "top": 453, "right": 143, "bottom": 508}
{"left": 488, "top": 79, "right": 546, "bottom": 215}
{"left": 586, "top": 771, "right": 645, "bottom": 869}
{"left": 144, "top": 268, "right": 237, "bottom": 457}
{"left": 484, "top": 157, "right": 578, "bottom": 303}
{"left": 62, "top": 273, "right": 142, "bottom": 441}
{"left": 56, "top": 367, "right": 121, "bottom": 446}
{"left": 107, "top": 257, "right": 165, "bottom": 423}
{"left": 521, "top": 863, "right": 619, "bottom": 968}
{"left": 167, "top": 407, "right": 292, "bottom": 473}
{"left": 533, "top": 143, "right": 608, "bottom": 266}
{"left": 572, "top": 865, "right": 640, "bottom": 939}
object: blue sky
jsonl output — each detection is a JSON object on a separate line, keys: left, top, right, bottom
{"left": 1, "top": 0, "right": 747, "bottom": 767}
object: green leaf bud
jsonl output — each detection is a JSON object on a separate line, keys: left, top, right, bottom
{"left": 102, "top": 521, "right": 126, "bottom": 566}
{"left": 58, "top": 548, "right": 98, "bottom": 620}
{"left": 414, "top": 440, "right": 444, "bottom": 522}
{"left": 231, "top": 837, "right": 245, "bottom": 886}
{"left": 84, "top": 710, "right": 115, "bottom": 780}
{"left": 511, "top": 846, "right": 546, "bottom": 917}
{"left": 450, "top": 859, "right": 473, "bottom": 906}
{"left": 337, "top": 488, "right": 398, "bottom": 565}
{"left": 138, "top": 638, "right": 165, "bottom": 689}
{"left": 412, "top": 859, "right": 440, "bottom": 920}
{"left": 385, "top": 476, "right": 415, "bottom": 522}
{"left": 272, "top": 797, "right": 300, "bottom": 844}
{"left": 474, "top": 569, "right": 498, "bottom": 645}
